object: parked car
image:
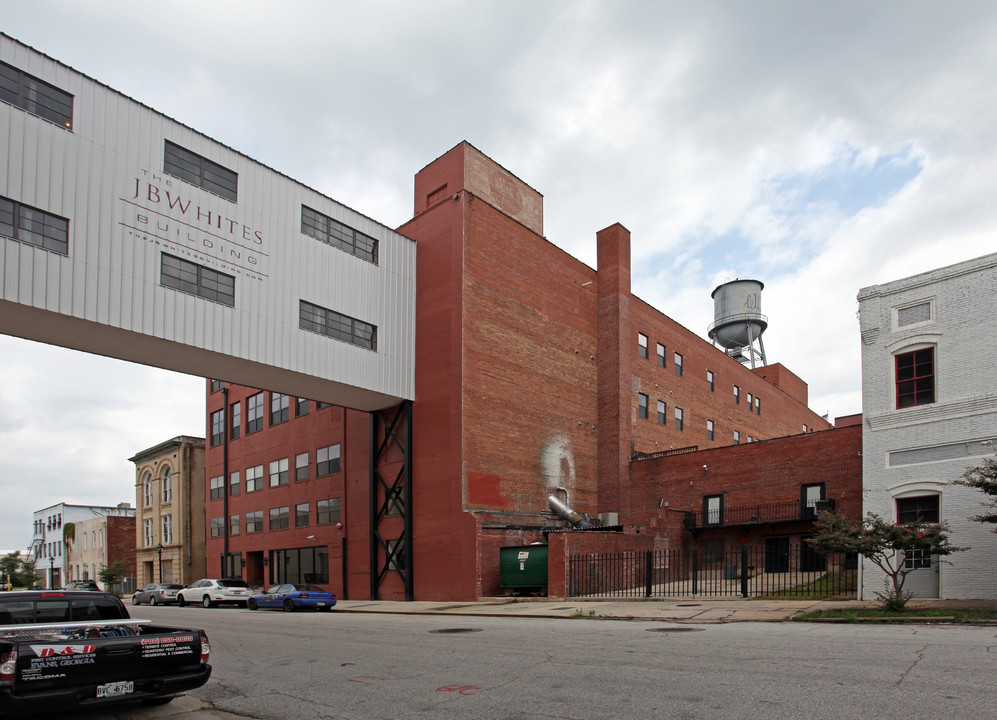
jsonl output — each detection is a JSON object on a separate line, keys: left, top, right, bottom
{"left": 177, "top": 579, "right": 251, "bottom": 608}
{"left": 63, "top": 580, "right": 100, "bottom": 591}
{"left": 247, "top": 584, "right": 337, "bottom": 612}
{"left": 132, "top": 583, "right": 184, "bottom": 606}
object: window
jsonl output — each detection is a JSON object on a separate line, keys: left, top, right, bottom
{"left": 301, "top": 205, "right": 378, "bottom": 264}
{"left": 317, "top": 445, "right": 341, "bottom": 476}
{"left": 270, "top": 393, "right": 289, "bottom": 425}
{"left": 896, "top": 348, "right": 935, "bottom": 408}
{"left": 904, "top": 548, "right": 932, "bottom": 570}
{"left": 210, "top": 380, "right": 224, "bottom": 393}
{"left": 704, "top": 495, "right": 724, "bottom": 526}
{"left": 656, "top": 400, "right": 667, "bottom": 426}
{"left": 295, "top": 503, "right": 310, "bottom": 528}
{"left": 246, "top": 393, "right": 264, "bottom": 434}
{"left": 163, "top": 140, "right": 237, "bottom": 201}
{"left": 296, "top": 398, "right": 310, "bottom": 417}
{"left": 160, "top": 253, "right": 235, "bottom": 306}
{"left": 707, "top": 370, "right": 715, "bottom": 392}
{"left": 734, "top": 430, "right": 741, "bottom": 444}
{"left": 897, "top": 301, "right": 932, "bottom": 328}
{"left": 210, "top": 517, "right": 224, "bottom": 538}
{"left": 638, "top": 393, "right": 649, "bottom": 420}
{"left": 317, "top": 498, "right": 341, "bottom": 525}
{"left": 747, "top": 392, "right": 753, "bottom": 409}
{"left": 0, "top": 195, "right": 69, "bottom": 255}
{"left": 706, "top": 419, "right": 715, "bottom": 441}
{"left": 801, "top": 483, "right": 826, "bottom": 518}
{"left": 246, "top": 465, "right": 264, "bottom": 492}
{"left": 638, "top": 333, "right": 649, "bottom": 359}
{"left": 656, "top": 343, "right": 666, "bottom": 368}
{"left": 0, "top": 61, "right": 73, "bottom": 128}
{"left": 246, "top": 511, "right": 263, "bottom": 533}
{"left": 674, "top": 352, "right": 683, "bottom": 376}
{"left": 143, "top": 472, "right": 153, "bottom": 507}
{"left": 295, "top": 453, "right": 309, "bottom": 482}
{"left": 897, "top": 495, "right": 939, "bottom": 524}
{"left": 269, "top": 506, "right": 290, "bottom": 530}
{"left": 386, "top": 538, "right": 406, "bottom": 571}
{"left": 161, "top": 514, "right": 173, "bottom": 544}
{"left": 143, "top": 519, "right": 154, "bottom": 547}
{"left": 229, "top": 402, "right": 241, "bottom": 440}
{"left": 755, "top": 397, "right": 761, "bottom": 415}
{"left": 229, "top": 471, "right": 240, "bottom": 496}
{"left": 316, "top": 401, "right": 332, "bottom": 410}
{"left": 210, "top": 475, "right": 225, "bottom": 500}
{"left": 299, "top": 300, "right": 377, "bottom": 351}
{"left": 746, "top": 436, "right": 754, "bottom": 443}
{"left": 269, "top": 458, "right": 289, "bottom": 487}
{"left": 229, "top": 514, "right": 240, "bottom": 536}
{"left": 210, "top": 409, "right": 225, "bottom": 447}
{"left": 674, "top": 407, "right": 684, "bottom": 431}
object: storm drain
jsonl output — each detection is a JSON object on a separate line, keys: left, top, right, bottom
{"left": 675, "top": 603, "right": 702, "bottom": 607}
{"left": 647, "top": 627, "right": 705, "bottom": 633}
{"left": 429, "top": 628, "right": 484, "bottom": 634}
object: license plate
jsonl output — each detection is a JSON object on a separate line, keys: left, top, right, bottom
{"left": 317, "top": 601, "right": 326, "bottom": 606}
{"left": 96, "top": 681, "right": 134, "bottom": 698}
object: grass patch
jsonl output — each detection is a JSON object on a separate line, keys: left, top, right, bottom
{"left": 755, "top": 570, "right": 858, "bottom": 601}
{"left": 793, "top": 607, "right": 997, "bottom": 623}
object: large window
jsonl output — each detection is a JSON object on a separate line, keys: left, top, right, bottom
{"left": 269, "top": 458, "right": 289, "bottom": 487}
{"left": 246, "top": 511, "right": 263, "bottom": 533}
{"left": 246, "top": 393, "right": 264, "bottom": 434}
{"left": 897, "top": 495, "right": 939, "bottom": 524}
{"left": 161, "top": 514, "right": 173, "bottom": 544}
{"left": 210, "top": 475, "right": 225, "bottom": 500}
{"left": 268, "top": 546, "right": 329, "bottom": 585}
{"left": 896, "top": 348, "right": 935, "bottom": 408}
{"left": 295, "top": 503, "right": 310, "bottom": 528}
{"left": 246, "top": 465, "right": 264, "bottom": 493}
{"left": 317, "top": 498, "right": 341, "bottom": 525}
{"left": 164, "top": 140, "right": 238, "bottom": 201}
{"left": 269, "top": 506, "right": 290, "bottom": 531}
{"left": 0, "top": 195, "right": 69, "bottom": 255}
{"left": 143, "top": 519, "right": 154, "bottom": 547}
{"left": 210, "top": 409, "right": 225, "bottom": 447}
{"left": 210, "top": 517, "right": 224, "bottom": 538}
{"left": 0, "top": 61, "right": 73, "bottom": 128}
{"left": 161, "top": 467, "right": 172, "bottom": 502}
{"left": 316, "top": 445, "right": 341, "bottom": 476}
{"left": 299, "top": 300, "right": 377, "bottom": 351}
{"left": 143, "top": 472, "right": 153, "bottom": 507}
{"left": 301, "top": 205, "right": 378, "bottom": 264}
{"left": 270, "top": 393, "right": 289, "bottom": 425}
{"left": 161, "top": 253, "right": 235, "bottom": 306}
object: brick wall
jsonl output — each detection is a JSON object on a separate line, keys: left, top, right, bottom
{"left": 106, "top": 516, "right": 136, "bottom": 576}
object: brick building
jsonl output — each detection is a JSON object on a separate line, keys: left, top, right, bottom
{"left": 858, "top": 252, "right": 997, "bottom": 599}
{"left": 65, "top": 513, "right": 136, "bottom": 589}
{"left": 205, "top": 143, "right": 833, "bottom": 601}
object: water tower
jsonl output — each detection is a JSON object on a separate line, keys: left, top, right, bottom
{"left": 708, "top": 279, "right": 768, "bottom": 368}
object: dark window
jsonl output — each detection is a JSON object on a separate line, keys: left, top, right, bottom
{"left": 317, "top": 498, "right": 341, "bottom": 525}
{"left": 209, "top": 476, "right": 224, "bottom": 501}
{"left": 904, "top": 548, "right": 932, "bottom": 570}
{"left": 317, "top": 445, "right": 341, "bottom": 476}
{"left": 638, "top": 333, "right": 648, "bottom": 359}
{"left": 733, "top": 385, "right": 740, "bottom": 405}
{"left": 246, "top": 393, "right": 264, "bottom": 434}
{"left": 703, "top": 495, "right": 724, "bottom": 526}
{"left": 0, "top": 195, "right": 69, "bottom": 255}
{"left": 638, "top": 393, "right": 649, "bottom": 419}
{"left": 210, "top": 380, "right": 224, "bottom": 393}
{"left": 210, "top": 517, "right": 224, "bottom": 537}
{"left": 316, "top": 401, "right": 332, "bottom": 410}
{"left": 801, "top": 483, "right": 826, "bottom": 518}
{"left": 210, "top": 409, "right": 225, "bottom": 447}
{"left": 296, "top": 398, "right": 310, "bottom": 417}
{"left": 161, "top": 253, "right": 235, "bottom": 306}
{"left": 656, "top": 400, "right": 667, "bottom": 426}
{"left": 229, "top": 402, "right": 241, "bottom": 440}
{"left": 896, "top": 348, "right": 935, "bottom": 408}
{"left": 301, "top": 205, "right": 378, "bottom": 264}
{"left": 163, "top": 140, "right": 237, "bottom": 201}
{"left": 269, "top": 506, "right": 289, "bottom": 531}
{"left": 295, "top": 503, "right": 310, "bottom": 528}
{"left": 270, "top": 393, "right": 289, "bottom": 425}
{"left": 656, "top": 343, "right": 666, "bottom": 368}
{"left": 897, "top": 495, "right": 939, "bottom": 524}
{"left": 0, "top": 61, "right": 73, "bottom": 129}
{"left": 246, "top": 511, "right": 263, "bottom": 533}
{"left": 299, "top": 300, "right": 377, "bottom": 351}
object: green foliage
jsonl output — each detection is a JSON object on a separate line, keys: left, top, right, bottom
{"left": 62, "top": 522, "right": 76, "bottom": 548}
{"left": 954, "top": 452, "right": 997, "bottom": 531}
{"left": 98, "top": 560, "right": 128, "bottom": 587}
{"left": 810, "top": 511, "right": 964, "bottom": 611}
{"left": 0, "top": 551, "right": 38, "bottom": 588}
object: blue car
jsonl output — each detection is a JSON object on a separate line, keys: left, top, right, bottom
{"left": 246, "top": 584, "right": 336, "bottom": 612}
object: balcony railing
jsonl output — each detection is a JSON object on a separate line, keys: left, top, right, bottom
{"left": 684, "top": 499, "right": 835, "bottom": 530}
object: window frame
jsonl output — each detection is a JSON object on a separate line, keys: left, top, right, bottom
{"left": 895, "top": 347, "right": 935, "bottom": 409}
{"left": 0, "top": 61, "right": 74, "bottom": 129}
{"left": 301, "top": 205, "right": 378, "bottom": 264}
{"left": 638, "top": 333, "right": 649, "bottom": 359}
{"left": 0, "top": 195, "right": 70, "bottom": 255}
{"left": 897, "top": 495, "right": 940, "bottom": 524}
{"left": 246, "top": 393, "right": 264, "bottom": 434}
{"left": 299, "top": 300, "right": 377, "bottom": 351}
{"left": 638, "top": 392, "right": 649, "bottom": 420}
{"left": 160, "top": 252, "right": 235, "bottom": 306}
{"left": 163, "top": 140, "right": 238, "bottom": 201}
{"left": 656, "top": 399, "right": 667, "bottom": 426}
{"left": 674, "top": 406, "right": 684, "bottom": 431}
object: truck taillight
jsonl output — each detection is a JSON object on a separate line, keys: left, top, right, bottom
{"left": 200, "top": 636, "right": 210, "bottom": 664}
{"left": 1, "top": 650, "right": 16, "bottom": 686}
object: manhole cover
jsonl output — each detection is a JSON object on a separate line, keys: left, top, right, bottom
{"left": 647, "top": 627, "right": 705, "bottom": 633}
{"left": 429, "top": 628, "right": 484, "bottom": 634}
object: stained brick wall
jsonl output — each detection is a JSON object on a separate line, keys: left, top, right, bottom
{"left": 106, "top": 516, "right": 136, "bottom": 577}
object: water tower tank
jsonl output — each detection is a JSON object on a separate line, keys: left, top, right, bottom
{"left": 708, "top": 279, "right": 768, "bottom": 367}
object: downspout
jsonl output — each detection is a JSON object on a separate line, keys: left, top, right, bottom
{"left": 222, "top": 388, "right": 230, "bottom": 572}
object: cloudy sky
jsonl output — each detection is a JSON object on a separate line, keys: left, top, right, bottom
{"left": 2, "top": 1, "right": 996, "bottom": 552}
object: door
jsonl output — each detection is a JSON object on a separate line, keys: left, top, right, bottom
{"left": 765, "top": 537, "right": 790, "bottom": 573}
{"left": 800, "top": 535, "right": 826, "bottom": 572}
{"left": 902, "top": 549, "right": 940, "bottom": 598}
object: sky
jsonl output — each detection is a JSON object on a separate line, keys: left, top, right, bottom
{"left": 2, "top": 1, "right": 996, "bottom": 553}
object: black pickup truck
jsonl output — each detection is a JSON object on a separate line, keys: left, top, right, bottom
{"left": 0, "top": 590, "right": 211, "bottom": 715}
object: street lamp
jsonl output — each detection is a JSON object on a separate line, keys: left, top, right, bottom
{"left": 155, "top": 543, "right": 164, "bottom": 583}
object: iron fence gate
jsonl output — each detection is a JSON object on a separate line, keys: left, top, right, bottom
{"left": 568, "top": 545, "right": 857, "bottom": 599}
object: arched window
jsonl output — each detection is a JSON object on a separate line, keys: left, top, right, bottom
{"left": 162, "top": 466, "right": 173, "bottom": 503}
{"left": 143, "top": 471, "right": 154, "bottom": 506}
{"left": 99, "top": 529, "right": 104, "bottom": 548}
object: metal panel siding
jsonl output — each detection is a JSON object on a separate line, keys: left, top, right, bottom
{"left": 0, "top": 35, "right": 414, "bottom": 407}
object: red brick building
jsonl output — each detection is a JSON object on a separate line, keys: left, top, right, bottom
{"left": 204, "top": 142, "right": 835, "bottom": 600}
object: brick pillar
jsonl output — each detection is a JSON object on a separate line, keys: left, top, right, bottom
{"left": 596, "top": 224, "right": 632, "bottom": 521}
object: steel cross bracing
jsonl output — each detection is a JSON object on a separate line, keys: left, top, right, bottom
{"left": 369, "top": 401, "right": 413, "bottom": 601}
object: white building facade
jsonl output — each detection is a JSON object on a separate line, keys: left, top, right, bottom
{"left": 858, "top": 252, "right": 997, "bottom": 600}
{"left": 30, "top": 502, "right": 134, "bottom": 588}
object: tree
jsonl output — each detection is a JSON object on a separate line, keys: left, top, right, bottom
{"left": 98, "top": 560, "right": 128, "bottom": 590}
{"left": 954, "top": 452, "right": 997, "bottom": 531}
{"left": 809, "top": 511, "right": 964, "bottom": 611}
{"left": 0, "top": 551, "right": 38, "bottom": 589}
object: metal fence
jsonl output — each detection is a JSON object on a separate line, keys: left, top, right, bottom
{"left": 568, "top": 544, "right": 857, "bottom": 599}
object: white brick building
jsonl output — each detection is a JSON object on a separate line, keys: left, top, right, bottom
{"left": 858, "top": 252, "right": 997, "bottom": 599}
